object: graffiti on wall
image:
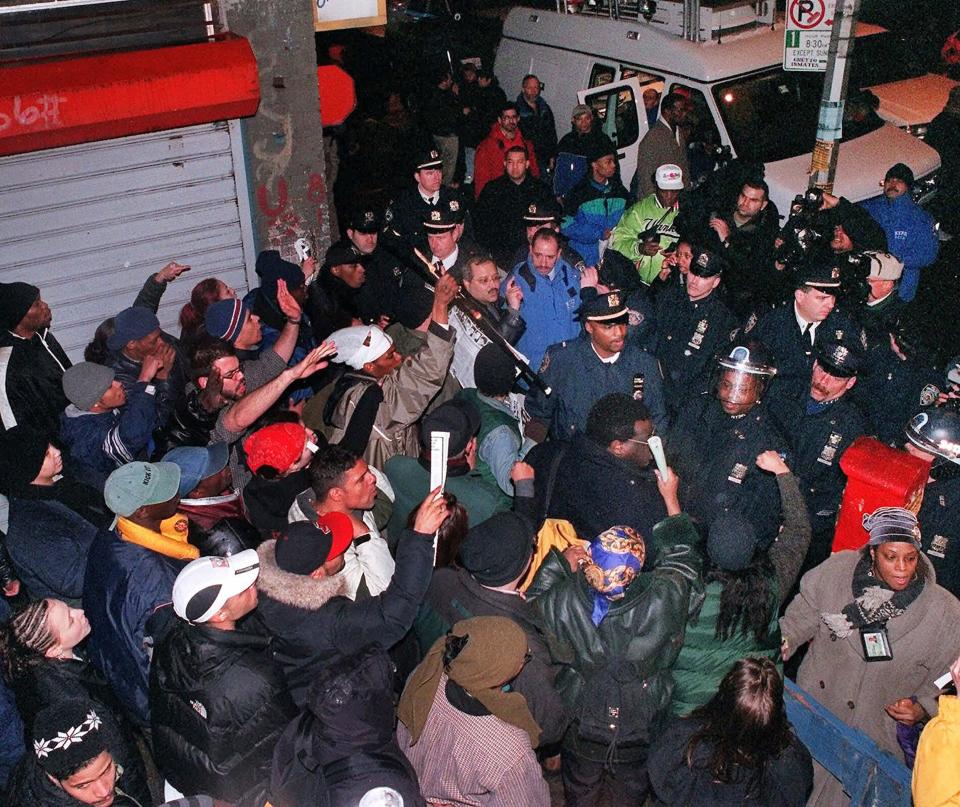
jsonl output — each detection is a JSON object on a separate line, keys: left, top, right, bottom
{"left": 0, "top": 93, "right": 67, "bottom": 134}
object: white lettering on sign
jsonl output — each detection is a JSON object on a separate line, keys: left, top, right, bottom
{"left": 0, "top": 93, "right": 67, "bottom": 134}
{"left": 784, "top": 0, "right": 837, "bottom": 72}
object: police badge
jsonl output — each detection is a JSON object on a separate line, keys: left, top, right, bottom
{"left": 727, "top": 463, "right": 748, "bottom": 484}
{"left": 632, "top": 374, "right": 645, "bottom": 401}
{"left": 929, "top": 534, "right": 949, "bottom": 559}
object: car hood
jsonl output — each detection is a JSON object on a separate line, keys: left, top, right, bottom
{"left": 867, "top": 73, "right": 959, "bottom": 127}
{"left": 763, "top": 123, "right": 941, "bottom": 222}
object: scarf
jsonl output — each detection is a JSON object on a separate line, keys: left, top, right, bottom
{"left": 397, "top": 615, "right": 541, "bottom": 748}
{"left": 583, "top": 526, "right": 645, "bottom": 625}
{"left": 820, "top": 552, "right": 923, "bottom": 638}
{"left": 116, "top": 514, "right": 199, "bottom": 560}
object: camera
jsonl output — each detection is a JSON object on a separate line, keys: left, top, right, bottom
{"left": 775, "top": 187, "right": 827, "bottom": 267}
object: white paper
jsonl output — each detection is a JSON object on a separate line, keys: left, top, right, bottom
{"left": 935, "top": 671, "right": 954, "bottom": 690}
{"left": 648, "top": 435, "right": 669, "bottom": 477}
{"left": 429, "top": 431, "right": 450, "bottom": 497}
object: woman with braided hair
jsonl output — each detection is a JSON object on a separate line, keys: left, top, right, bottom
{"left": 780, "top": 506, "right": 960, "bottom": 807}
{"left": 0, "top": 599, "right": 150, "bottom": 804}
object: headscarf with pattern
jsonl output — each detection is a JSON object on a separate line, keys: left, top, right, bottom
{"left": 583, "top": 525, "right": 646, "bottom": 625}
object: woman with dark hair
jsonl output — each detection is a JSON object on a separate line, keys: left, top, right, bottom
{"left": 0, "top": 599, "right": 151, "bottom": 804}
{"left": 406, "top": 492, "right": 468, "bottom": 568}
{"left": 670, "top": 450, "right": 811, "bottom": 715}
{"left": 780, "top": 506, "right": 960, "bottom": 807}
{"left": 83, "top": 317, "right": 115, "bottom": 365}
{"left": 649, "top": 657, "right": 813, "bottom": 805}
{"left": 179, "top": 277, "right": 236, "bottom": 346}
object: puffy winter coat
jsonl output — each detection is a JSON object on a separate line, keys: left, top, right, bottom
{"left": 561, "top": 175, "right": 631, "bottom": 267}
{"left": 150, "top": 621, "right": 297, "bottom": 805}
{"left": 473, "top": 122, "right": 540, "bottom": 198}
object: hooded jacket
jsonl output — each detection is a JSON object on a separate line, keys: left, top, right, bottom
{"left": 254, "top": 527, "right": 435, "bottom": 706}
{"left": 150, "top": 621, "right": 297, "bottom": 805}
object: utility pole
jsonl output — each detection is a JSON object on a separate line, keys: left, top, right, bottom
{"left": 807, "top": 0, "right": 862, "bottom": 193}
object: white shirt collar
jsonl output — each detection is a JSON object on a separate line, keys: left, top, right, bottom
{"left": 418, "top": 186, "right": 438, "bottom": 205}
{"left": 592, "top": 344, "right": 620, "bottom": 364}
{"left": 432, "top": 246, "right": 459, "bottom": 272}
{"left": 793, "top": 302, "right": 820, "bottom": 335}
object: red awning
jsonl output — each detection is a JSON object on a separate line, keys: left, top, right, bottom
{"left": 0, "top": 34, "right": 260, "bottom": 157}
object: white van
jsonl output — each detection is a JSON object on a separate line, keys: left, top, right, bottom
{"left": 494, "top": 3, "right": 942, "bottom": 220}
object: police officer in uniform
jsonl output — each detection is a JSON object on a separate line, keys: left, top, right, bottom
{"left": 775, "top": 332, "right": 868, "bottom": 571}
{"left": 424, "top": 199, "right": 477, "bottom": 281}
{"left": 508, "top": 198, "right": 586, "bottom": 271}
{"left": 383, "top": 147, "right": 471, "bottom": 254}
{"left": 903, "top": 407, "right": 960, "bottom": 598}
{"left": 668, "top": 341, "right": 786, "bottom": 541}
{"left": 654, "top": 245, "right": 737, "bottom": 417}
{"left": 342, "top": 208, "right": 404, "bottom": 327}
{"left": 524, "top": 290, "right": 667, "bottom": 441}
{"left": 854, "top": 314, "right": 944, "bottom": 445}
{"left": 750, "top": 261, "right": 868, "bottom": 407}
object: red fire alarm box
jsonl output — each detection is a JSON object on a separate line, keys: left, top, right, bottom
{"left": 832, "top": 437, "right": 931, "bottom": 552}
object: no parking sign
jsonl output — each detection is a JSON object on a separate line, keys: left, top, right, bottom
{"left": 784, "top": 0, "right": 836, "bottom": 71}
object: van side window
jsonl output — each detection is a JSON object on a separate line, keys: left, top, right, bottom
{"left": 588, "top": 63, "right": 616, "bottom": 88}
{"left": 581, "top": 83, "right": 641, "bottom": 150}
{"left": 621, "top": 67, "right": 664, "bottom": 128}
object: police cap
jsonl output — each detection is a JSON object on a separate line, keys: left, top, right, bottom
{"left": 815, "top": 331, "right": 863, "bottom": 378}
{"left": 579, "top": 290, "right": 628, "bottom": 323}
{"left": 423, "top": 198, "right": 463, "bottom": 231}
{"left": 796, "top": 260, "right": 842, "bottom": 290}
{"left": 522, "top": 199, "right": 562, "bottom": 225}
{"left": 415, "top": 148, "right": 444, "bottom": 171}
{"left": 347, "top": 208, "right": 381, "bottom": 234}
{"left": 688, "top": 247, "right": 727, "bottom": 278}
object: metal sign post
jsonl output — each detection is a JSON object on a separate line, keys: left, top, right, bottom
{"left": 805, "top": 0, "right": 862, "bottom": 193}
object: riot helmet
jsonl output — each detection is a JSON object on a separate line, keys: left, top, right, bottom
{"left": 904, "top": 407, "right": 960, "bottom": 466}
{"left": 714, "top": 341, "right": 777, "bottom": 416}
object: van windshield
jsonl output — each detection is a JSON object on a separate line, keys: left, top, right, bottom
{"left": 713, "top": 68, "right": 885, "bottom": 163}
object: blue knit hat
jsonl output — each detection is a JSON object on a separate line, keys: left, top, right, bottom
{"left": 255, "top": 250, "right": 303, "bottom": 302}
{"left": 205, "top": 298, "right": 249, "bottom": 344}
{"left": 107, "top": 306, "right": 159, "bottom": 351}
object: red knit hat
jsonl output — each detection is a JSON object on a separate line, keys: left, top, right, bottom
{"left": 243, "top": 422, "right": 307, "bottom": 474}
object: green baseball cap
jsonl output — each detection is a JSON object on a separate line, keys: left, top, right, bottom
{"left": 104, "top": 461, "right": 181, "bottom": 517}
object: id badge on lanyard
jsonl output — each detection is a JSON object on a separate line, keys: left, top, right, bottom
{"left": 860, "top": 624, "right": 893, "bottom": 661}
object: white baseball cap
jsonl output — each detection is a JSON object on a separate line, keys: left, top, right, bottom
{"left": 655, "top": 164, "right": 684, "bottom": 190}
{"left": 863, "top": 251, "right": 904, "bottom": 281}
{"left": 172, "top": 549, "right": 260, "bottom": 624}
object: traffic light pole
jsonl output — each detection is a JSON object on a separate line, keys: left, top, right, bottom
{"left": 807, "top": 0, "right": 862, "bottom": 193}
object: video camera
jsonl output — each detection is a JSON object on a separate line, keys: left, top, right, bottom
{"left": 775, "top": 187, "right": 827, "bottom": 267}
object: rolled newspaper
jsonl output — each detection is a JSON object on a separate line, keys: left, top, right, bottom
{"left": 647, "top": 435, "right": 670, "bottom": 478}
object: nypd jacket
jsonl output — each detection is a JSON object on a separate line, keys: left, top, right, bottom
{"left": 525, "top": 335, "right": 667, "bottom": 439}
{"left": 501, "top": 256, "right": 582, "bottom": 372}
{"left": 150, "top": 621, "right": 297, "bottom": 806}
{"left": 561, "top": 175, "right": 631, "bottom": 267}
{"left": 59, "top": 381, "right": 162, "bottom": 490}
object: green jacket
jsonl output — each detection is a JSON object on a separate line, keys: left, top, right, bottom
{"left": 527, "top": 513, "right": 702, "bottom": 761}
{"left": 670, "top": 472, "right": 812, "bottom": 716}
{"left": 609, "top": 194, "right": 679, "bottom": 284}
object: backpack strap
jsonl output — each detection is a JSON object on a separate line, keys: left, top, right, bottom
{"left": 322, "top": 751, "right": 410, "bottom": 787}
{"left": 541, "top": 441, "right": 569, "bottom": 522}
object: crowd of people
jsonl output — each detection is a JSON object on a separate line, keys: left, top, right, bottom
{"left": 0, "top": 58, "right": 959, "bottom": 807}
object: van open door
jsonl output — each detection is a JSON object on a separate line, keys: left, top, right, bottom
{"left": 575, "top": 77, "right": 646, "bottom": 190}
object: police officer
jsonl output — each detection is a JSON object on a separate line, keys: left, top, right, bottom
{"left": 853, "top": 314, "right": 944, "bottom": 445}
{"left": 423, "top": 198, "right": 477, "bottom": 280}
{"left": 750, "top": 260, "right": 868, "bottom": 406}
{"left": 775, "top": 332, "right": 868, "bottom": 571}
{"left": 654, "top": 245, "right": 737, "bottom": 416}
{"left": 903, "top": 407, "right": 960, "bottom": 598}
{"left": 383, "top": 147, "right": 471, "bottom": 254}
{"left": 668, "top": 341, "right": 786, "bottom": 541}
{"left": 509, "top": 198, "right": 586, "bottom": 270}
{"left": 342, "top": 208, "right": 403, "bottom": 327}
{"left": 525, "top": 290, "right": 667, "bottom": 442}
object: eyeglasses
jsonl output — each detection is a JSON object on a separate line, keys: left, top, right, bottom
{"left": 625, "top": 438, "right": 651, "bottom": 446}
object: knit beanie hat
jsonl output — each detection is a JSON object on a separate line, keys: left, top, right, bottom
{"left": 256, "top": 250, "right": 304, "bottom": 302}
{"left": 864, "top": 506, "right": 921, "bottom": 549}
{"left": 707, "top": 511, "right": 759, "bottom": 571}
{"left": 0, "top": 281, "right": 39, "bottom": 330}
{"left": 106, "top": 306, "right": 160, "bottom": 352}
{"left": 62, "top": 362, "right": 116, "bottom": 411}
{"left": 205, "top": 298, "right": 250, "bottom": 344}
{"left": 0, "top": 426, "right": 50, "bottom": 495}
{"left": 885, "top": 162, "right": 915, "bottom": 186}
{"left": 243, "top": 422, "right": 307, "bottom": 475}
{"left": 32, "top": 700, "right": 109, "bottom": 780}
{"left": 458, "top": 511, "right": 535, "bottom": 586}
{"left": 474, "top": 343, "right": 517, "bottom": 396}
